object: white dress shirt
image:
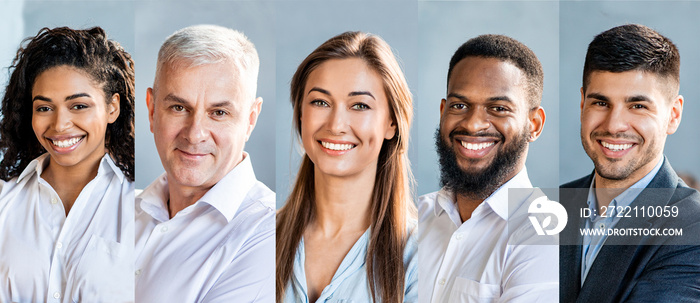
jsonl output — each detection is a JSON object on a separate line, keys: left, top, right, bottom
{"left": 0, "top": 153, "right": 135, "bottom": 303}
{"left": 135, "top": 154, "right": 275, "bottom": 302}
{"left": 418, "top": 168, "right": 558, "bottom": 303}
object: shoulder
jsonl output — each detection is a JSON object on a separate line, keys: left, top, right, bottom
{"left": 417, "top": 190, "right": 440, "bottom": 222}
{"left": 235, "top": 181, "right": 276, "bottom": 243}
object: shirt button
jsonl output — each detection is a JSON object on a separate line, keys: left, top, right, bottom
{"left": 53, "top": 292, "right": 60, "bottom": 299}
{"left": 51, "top": 198, "right": 58, "bottom": 205}
{"left": 161, "top": 226, "right": 168, "bottom": 233}
{"left": 56, "top": 242, "right": 63, "bottom": 249}
{"left": 135, "top": 269, "right": 142, "bottom": 276}
{"left": 439, "top": 278, "right": 446, "bottom": 286}
{"left": 455, "top": 233, "right": 463, "bottom": 240}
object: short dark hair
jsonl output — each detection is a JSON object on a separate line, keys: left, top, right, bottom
{"left": 447, "top": 34, "right": 544, "bottom": 109}
{"left": 0, "top": 27, "right": 135, "bottom": 181}
{"left": 583, "top": 24, "right": 680, "bottom": 97}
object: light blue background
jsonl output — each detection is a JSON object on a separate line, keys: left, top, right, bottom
{"left": 134, "top": 1, "right": 276, "bottom": 189}
{"left": 560, "top": 1, "right": 700, "bottom": 185}
{"left": 415, "top": 1, "right": 560, "bottom": 197}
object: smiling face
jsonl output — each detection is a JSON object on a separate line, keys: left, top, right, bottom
{"left": 31, "top": 65, "right": 119, "bottom": 170}
{"left": 300, "top": 58, "right": 396, "bottom": 179}
{"left": 147, "top": 61, "right": 261, "bottom": 192}
{"left": 581, "top": 70, "right": 682, "bottom": 186}
{"left": 438, "top": 57, "right": 539, "bottom": 198}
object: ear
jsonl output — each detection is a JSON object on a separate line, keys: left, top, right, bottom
{"left": 528, "top": 106, "right": 546, "bottom": 142}
{"left": 579, "top": 87, "right": 585, "bottom": 111}
{"left": 384, "top": 118, "right": 396, "bottom": 140}
{"left": 245, "top": 97, "right": 263, "bottom": 141}
{"left": 147, "top": 87, "right": 156, "bottom": 134}
{"left": 107, "top": 93, "right": 120, "bottom": 124}
{"left": 440, "top": 98, "right": 446, "bottom": 119}
{"left": 666, "top": 94, "right": 683, "bottom": 135}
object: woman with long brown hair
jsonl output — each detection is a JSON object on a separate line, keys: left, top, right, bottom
{"left": 277, "top": 31, "right": 416, "bottom": 303}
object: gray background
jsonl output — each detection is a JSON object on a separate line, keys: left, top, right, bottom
{"left": 415, "top": 1, "right": 560, "bottom": 197}
{"left": 1, "top": 0, "right": 135, "bottom": 114}
{"left": 274, "top": 1, "right": 418, "bottom": 208}
{"left": 560, "top": 1, "right": 700, "bottom": 185}
{"left": 134, "top": 1, "right": 276, "bottom": 189}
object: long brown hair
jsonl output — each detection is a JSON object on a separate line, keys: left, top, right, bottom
{"left": 276, "top": 31, "right": 415, "bottom": 303}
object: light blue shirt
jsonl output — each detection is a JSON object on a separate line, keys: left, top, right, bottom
{"left": 581, "top": 157, "right": 664, "bottom": 284}
{"left": 284, "top": 226, "right": 418, "bottom": 303}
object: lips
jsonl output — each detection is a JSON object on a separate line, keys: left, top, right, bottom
{"left": 46, "top": 135, "right": 85, "bottom": 153}
{"left": 460, "top": 141, "right": 495, "bottom": 151}
{"left": 320, "top": 141, "right": 356, "bottom": 151}
{"left": 597, "top": 139, "right": 637, "bottom": 158}
{"left": 317, "top": 139, "right": 357, "bottom": 155}
{"left": 452, "top": 134, "right": 499, "bottom": 159}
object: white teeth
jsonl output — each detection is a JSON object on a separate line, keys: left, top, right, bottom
{"left": 321, "top": 141, "right": 355, "bottom": 151}
{"left": 601, "top": 141, "right": 633, "bottom": 151}
{"left": 460, "top": 141, "right": 495, "bottom": 150}
{"left": 51, "top": 137, "right": 82, "bottom": 148}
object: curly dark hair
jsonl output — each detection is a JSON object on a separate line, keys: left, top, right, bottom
{"left": 0, "top": 26, "right": 134, "bottom": 181}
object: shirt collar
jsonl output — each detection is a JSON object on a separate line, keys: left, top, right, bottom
{"left": 198, "top": 153, "right": 257, "bottom": 222}
{"left": 587, "top": 156, "right": 664, "bottom": 212}
{"left": 138, "top": 152, "right": 258, "bottom": 223}
{"left": 16, "top": 153, "right": 123, "bottom": 184}
{"left": 433, "top": 167, "right": 532, "bottom": 221}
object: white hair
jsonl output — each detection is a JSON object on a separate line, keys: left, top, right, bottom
{"left": 155, "top": 24, "right": 260, "bottom": 100}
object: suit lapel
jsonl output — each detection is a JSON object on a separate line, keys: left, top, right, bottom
{"left": 577, "top": 159, "right": 678, "bottom": 302}
{"left": 560, "top": 175, "right": 593, "bottom": 302}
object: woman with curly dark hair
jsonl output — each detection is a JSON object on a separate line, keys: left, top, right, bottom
{"left": 0, "top": 26, "right": 135, "bottom": 302}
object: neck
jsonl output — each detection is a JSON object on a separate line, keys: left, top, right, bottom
{"left": 167, "top": 183, "right": 212, "bottom": 219}
{"left": 41, "top": 152, "right": 104, "bottom": 214}
{"left": 593, "top": 155, "right": 662, "bottom": 208}
{"left": 454, "top": 163, "right": 524, "bottom": 222}
{"left": 310, "top": 167, "right": 375, "bottom": 237}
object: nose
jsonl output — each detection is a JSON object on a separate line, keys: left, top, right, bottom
{"left": 53, "top": 108, "right": 73, "bottom": 132}
{"left": 327, "top": 107, "right": 348, "bottom": 135}
{"left": 461, "top": 107, "right": 490, "bottom": 134}
{"left": 182, "top": 112, "right": 209, "bottom": 143}
{"left": 601, "top": 106, "right": 629, "bottom": 134}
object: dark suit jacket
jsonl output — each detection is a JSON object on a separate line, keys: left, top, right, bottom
{"left": 560, "top": 158, "right": 700, "bottom": 303}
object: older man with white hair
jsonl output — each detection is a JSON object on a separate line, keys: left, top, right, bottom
{"left": 135, "top": 24, "right": 274, "bottom": 302}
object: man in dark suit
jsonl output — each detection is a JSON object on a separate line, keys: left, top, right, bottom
{"left": 560, "top": 24, "right": 700, "bottom": 302}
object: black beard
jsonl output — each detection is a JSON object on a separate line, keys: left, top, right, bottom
{"left": 435, "top": 127, "right": 528, "bottom": 200}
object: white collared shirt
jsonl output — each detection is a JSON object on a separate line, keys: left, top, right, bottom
{"left": 418, "top": 168, "right": 558, "bottom": 303}
{"left": 0, "top": 153, "right": 135, "bottom": 303}
{"left": 135, "top": 154, "right": 275, "bottom": 302}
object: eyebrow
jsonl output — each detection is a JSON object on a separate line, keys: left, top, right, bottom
{"left": 586, "top": 93, "right": 609, "bottom": 102}
{"left": 163, "top": 93, "right": 189, "bottom": 105}
{"left": 586, "top": 93, "right": 653, "bottom": 103}
{"left": 308, "top": 87, "right": 376, "bottom": 100}
{"left": 446, "top": 93, "right": 514, "bottom": 103}
{"left": 32, "top": 93, "right": 91, "bottom": 102}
